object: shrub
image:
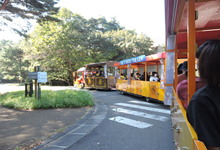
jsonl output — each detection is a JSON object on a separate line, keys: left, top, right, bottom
{"left": 0, "top": 90, "right": 94, "bottom": 110}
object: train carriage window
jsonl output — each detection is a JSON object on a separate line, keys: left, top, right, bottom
{"left": 139, "top": 66, "right": 144, "bottom": 75}
{"left": 107, "top": 67, "right": 115, "bottom": 76}
{"left": 120, "top": 69, "right": 127, "bottom": 80}
{"left": 147, "top": 65, "right": 156, "bottom": 74}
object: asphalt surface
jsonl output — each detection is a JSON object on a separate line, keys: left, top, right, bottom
{"left": 36, "top": 90, "right": 174, "bottom": 150}
{"left": 35, "top": 100, "right": 106, "bottom": 150}
{"left": 0, "top": 84, "right": 175, "bottom": 150}
{"left": 0, "top": 84, "right": 93, "bottom": 150}
{"left": 68, "top": 91, "right": 175, "bottom": 150}
{"left": 0, "top": 106, "right": 92, "bottom": 150}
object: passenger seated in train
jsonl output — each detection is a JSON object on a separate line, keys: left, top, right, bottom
{"left": 149, "top": 71, "right": 160, "bottom": 82}
{"left": 177, "top": 63, "right": 183, "bottom": 75}
{"left": 187, "top": 40, "right": 220, "bottom": 150}
{"left": 177, "top": 61, "right": 188, "bottom": 84}
{"left": 140, "top": 72, "right": 148, "bottom": 81}
{"left": 92, "top": 71, "right": 96, "bottom": 76}
{"left": 100, "top": 70, "right": 104, "bottom": 77}
{"left": 95, "top": 71, "right": 100, "bottom": 76}
{"left": 130, "top": 73, "right": 135, "bottom": 80}
{"left": 74, "top": 76, "right": 84, "bottom": 86}
{"left": 119, "top": 73, "right": 125, "bottom": 80}
{"left": 176, "top": 61, "right": 206, "bottom": 109}
{"left": 140, "top": 72, "right": 145, "bottom": 81}
{"left": 135, "top": 72, "right": 141, "bottom": 80}
{"left": 147, "top": 72, "right": 151, "bottom": 81}
{"left": 86, "top": 71, "right": 92, "bottom": 77}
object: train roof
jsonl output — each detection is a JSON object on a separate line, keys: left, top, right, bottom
{"left": 77, "top": 67, "right": 86, "bottom": 72}
{"left": 85, "top": 61, "right": 117, "bottom": 67}
{"left": 114, "top": 52, "right": 166, "bottom": 67}
{"left": 165, "top": 0, "right": 220, "bottom": 50}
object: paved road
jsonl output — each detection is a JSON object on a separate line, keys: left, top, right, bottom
{"left": 69, "top": 90, "right": 175, "bottom": 150}
{"left": 0, "top": 84, "right": 91, "bottom": 150}
{"left": 0, "top": 84, "right": 175, "bottom": 150}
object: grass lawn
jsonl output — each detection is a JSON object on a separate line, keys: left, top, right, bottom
{"left": 0, "top": 90, "right": 94, "bottom": 110}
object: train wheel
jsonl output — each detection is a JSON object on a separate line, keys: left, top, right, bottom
{"left": 120, "top": 91, "right": 124, "bottom": 95}
{"left": 146, "top": 98, "right": 151, "bottom": 102}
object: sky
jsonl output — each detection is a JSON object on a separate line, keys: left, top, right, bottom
{"left": 0, "top": 0, "right": 165, "bottom": 45}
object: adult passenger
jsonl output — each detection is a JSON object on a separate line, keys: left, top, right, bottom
{"left": 177, "top": 61, "right": 188, "bottom": 84}
{"left": 135, "top": 73, "right": 141, "bottom": 80}
{"left": 149, "top": 71, "right": 159, "bottom": 82}
{"left": 95, "top": 71, "right": 100, "bottom": 76}
{"left": 100, "top": 70, "right": 104, "bottom": 76}
{"left": 140, "top": 72, "right": 145, "bottom": 81}
{"left": 130, "top": 73, "right": 135, "bottom": 80}
{"left": 187, "top": 40, "right": 220, "bottom": 150}
{"left": 176, "top": 61, "right": 206, "bottom": 108}
{"left": 177, "top": 44, "right": 210, "bottom": 108}
{"left": 177, "top": 63, "right": 183, "bottom": 74}
{"left": 119, "top": 73, "right": 125, "bottom": 80}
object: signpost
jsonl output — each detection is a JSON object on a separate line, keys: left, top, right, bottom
{"left": 38, "top": 72, "right": 47, "bottom": 83}
{"left": 27, "top": 66, "right": 47, "bottom": 99}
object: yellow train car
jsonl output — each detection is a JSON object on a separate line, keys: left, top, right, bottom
{"left": 165, "top": 0, "right": 220, "bottom": 149}
{"left": 73, "top": 67, "right": 86, "bottom": 89}
{"left": 115, "top": 53, "right": 169, "bottom": 104}
{"left": 84, "top": 61, "right": 117, "bottom": 90}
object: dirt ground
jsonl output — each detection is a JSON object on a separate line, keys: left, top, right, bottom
{"left": 0, "top": 106, "right": 92, "bottom": 150}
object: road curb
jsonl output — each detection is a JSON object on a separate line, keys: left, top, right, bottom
{"left": 34, "top": 101, "right": 107, "bottom": 150}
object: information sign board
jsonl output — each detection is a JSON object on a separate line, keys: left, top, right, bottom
{"left": 28, "top": 72, "right": 47, "bottom": 83}
{"left": 37, "top": 72, "right": 47, "bottom": 83}
{"left": 28, "top": 72, "right": 38, "bottom": 79}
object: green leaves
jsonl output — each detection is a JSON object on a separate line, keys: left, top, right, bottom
{"left": 19, "top": 8, "right": 155, "bottom": 85}
{"left": 101, "top": 30, "right": 154, "bottom": 60}
{"left": 0, "top": 40, "right": 30, "bottom": 82}
{"left": 1, "top": 0, "right": 60, "bottom": 37}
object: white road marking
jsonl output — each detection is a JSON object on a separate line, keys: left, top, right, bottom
{"left": 129, "top": 100, "right": 158, "bottom": 106}
{"left": 115, "top": 103, "right": 170, "bottom": 114}
{"left": 109, "top": 116, "right": 153, "bottom": 129}
{"left": 112, "top": 108, "right": 169, "bottom": 122}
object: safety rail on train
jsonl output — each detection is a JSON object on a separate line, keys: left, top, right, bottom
{"left": 165, "top": 0, "right": 220, "bottom": 150}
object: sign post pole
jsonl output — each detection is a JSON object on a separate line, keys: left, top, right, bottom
{"left": 28, "top": 66, "right": 47, "bottom": 100}
{"left": 34, "top": 66, "right": 40, "bottom": 99}
{"left": 38, "top": 83, "right": 41, "bottom": 99}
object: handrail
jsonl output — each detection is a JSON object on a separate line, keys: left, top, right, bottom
{"left": 172, "top": 88, "right": 207, "bottom": 150}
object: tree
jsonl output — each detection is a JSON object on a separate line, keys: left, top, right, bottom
{"left": 102, "top": 30, "right": 154, "bottom": 61}
{"left": 0, "top": 40, "right": 30, "bottom": 83}
{"left": 87, "top": 17, "right": 124, "bottom": 33}
{"left": 22, "top": 8, "right": 155, "bottom": 85}
{"left": 0, "top": 0, "right": 60, "bottom": 36}
{"left": 22, "top": 8, "right": 124, "bottom": 85}
{"left": 22, "top": 8, "right": 89, "bottom": 85}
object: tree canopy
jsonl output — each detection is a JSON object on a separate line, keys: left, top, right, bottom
{"left": 21, "top": 8, "right": 155, "bottom": 85}
{"left": 0, "top": 40, "right": 29, "bottom": 82}
{"left": 0, "top": 0, "right": 60, "bottom": 36}
{"left": 1, "top": 7, "right": 157, "bottom": 85}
